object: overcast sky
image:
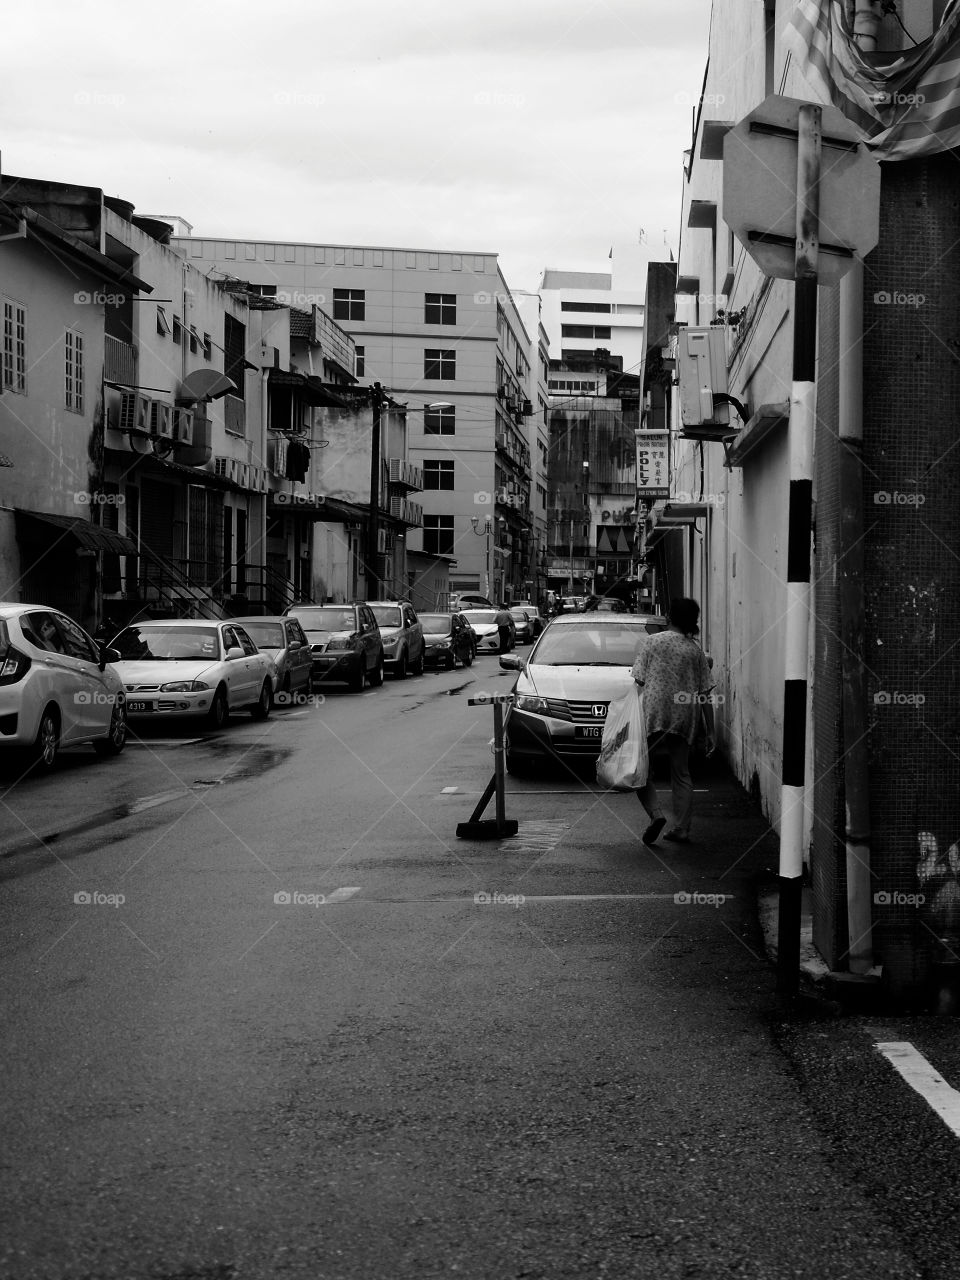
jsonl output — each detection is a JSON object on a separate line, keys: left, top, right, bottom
{"left": 3, "top": 0, "right": 713, "bottom": 294}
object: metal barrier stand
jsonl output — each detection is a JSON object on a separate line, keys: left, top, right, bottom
{"left": 456, "top": 694, "right": 519, "bottom": 840}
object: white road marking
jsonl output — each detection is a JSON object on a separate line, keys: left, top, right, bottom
{"left": 441, "top": 786, "right": 459, "bottom": 794}
{"left": 514, "top": 893, "right": 734, "bottom": 903}
{"left": 503, "top": 819, "right": 570, "bottom": 858}
{"left": 325, "top": 886, "right": 361, "bottom": 902}
{"left": 127, "top": 789, "right": 191, "bottom": 814}
{"left": 875, "top": 1042, "right": 960, "bottom": 1138}
{"left": 127, "top": 738, "right": 205, "bottom": 747}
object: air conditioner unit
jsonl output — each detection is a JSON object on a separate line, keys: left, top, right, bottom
{"left": 677, "top": 327, "right": 730, "bottom": 428}
{"left": 388, "top": 458, "right": 405, "bottom": 485}
{"left": 150, "top": 401, "right": 173, "bottom": 439}
{"left": 172, "top": 407, "right": 194, "bottom": 445}
{"left": 390, "top": 495, "right": 403, "bottom": 519}
{"left": 118, "top": 391, "right": 151, "bottom": 434}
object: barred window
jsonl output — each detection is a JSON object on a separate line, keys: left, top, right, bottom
{"left": 65, "top": 330, "right": 83, "bottom": 413}
{"left": 2, "top": 299, "right": 26, "bottom": 393}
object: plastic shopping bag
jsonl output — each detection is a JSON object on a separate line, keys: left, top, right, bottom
{"left": 596, "top": 689, "right": 649, "bottom": 790}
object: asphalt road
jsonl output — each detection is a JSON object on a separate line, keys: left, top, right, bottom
{"left": 1, "top": 653, "right": 958, "bottom": 1279}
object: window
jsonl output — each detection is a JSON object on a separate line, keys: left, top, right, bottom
{"left": 425, "top": 293, "right": 456, "bottom": 325}
{"left": 560, "top": 301, "right": 612, "bottom": 313}
{"left": 424, "top": 348, "right": 455, "bottom": 380}
{"left": 248, "top": 284, "right": 277, "bottom": 297}
{"left": 203, "top": 333, "right": 212, "bottom": 361}
{"left": 65, "top": 330, "right": 83, "bottom": 413}
{"left": 561, "top": 324, "right": 612, "bottom": 340}
{"left": 172, "top": 315, "right": 183, "bottom": 345}
{"left": 353, "top": 249, "right": 364, "bottom": 266}
{"left": 423, "top": 459, "right": 454, "bottom": 490}
{"left": 424, "top": 405, "right": 455, "bottom": 434}
{"left": 423, "top": 515, "right": 454, "bottom": 556}
{"left": 224, "top": 314, "right": 246, "bottom": 390}
{"left": 56, "top": 613, "right": 99, "bottom": 663}
{"left": 2, "top": 299, "right": 26, "bottom": 392}
{"left": 333, "top": 288, "right": 365, "bottom": 321}
{"left": 355, "top": 345, "right": 365, "bottom": 377}
{"left": 156, "top": 306, "right": 171, "bottom": 337}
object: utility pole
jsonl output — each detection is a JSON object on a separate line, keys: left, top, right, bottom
{"left": 366, "top": 382, "right": 384, "bottom": 598}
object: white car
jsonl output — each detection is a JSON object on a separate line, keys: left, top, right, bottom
{"left": 0, "top": 602, "right": 127, "bottom": 773}
{"left": 498, "top": 613, "right": 667, "bottom": 774}
{"left": 110, "top": 620, "right": 276, "bottom": 728}
{"left": 460, "top": 609, "right": 509, "bottom": 654}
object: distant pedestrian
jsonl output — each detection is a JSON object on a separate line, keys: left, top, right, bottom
{"left": 632, "top": 597, "right": 716, "bottom": 847}
{"left": 495, "top": 603, "right": 513, "bottom": 653}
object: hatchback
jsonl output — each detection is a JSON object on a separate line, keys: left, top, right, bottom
{"left": 284, "top": 603, "right": 384, "bottom": 691}
{"left": 0, "top": 602, "right": 127, "bottom": 772}
{"left": 420, "top": 611, "right": 475, "bottom": 669}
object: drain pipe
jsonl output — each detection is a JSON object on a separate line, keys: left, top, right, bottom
{"left": 837, "top": 0, "right": 880, "bottom": 974}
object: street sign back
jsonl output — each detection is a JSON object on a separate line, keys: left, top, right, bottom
{"left": 723, "top": 94, "right": 881, "bottom": 285}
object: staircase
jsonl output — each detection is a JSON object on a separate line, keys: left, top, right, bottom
{"left": 136, "top": 547, "right": 226, "bottom": 620}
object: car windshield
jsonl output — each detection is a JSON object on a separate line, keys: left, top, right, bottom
{"left": 464, "top": 611, "right": 496, "bottom": 624}
{"left": 510, "top": 609, "right": 529, "bottom": 619}
{"left": 112, "top": 626, "right": 221, "bottom": 661}
{"left": 290, "top": 608, "right": 356, "bottom": 632}
{"left": 531, "top": 622, "right": 651, "bottom": 666}
{"left": 420, "top": 614, "right": 452, "bottom": 634}
{"left": 370, "top": 605, "right": 402, "bottom": 627}
{"left": 240, "top": 622, "right": 284, "bottom": 648}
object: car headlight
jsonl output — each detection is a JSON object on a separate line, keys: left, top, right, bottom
{"left": 515, "top": 694, "right": 549, "bottom": 714}
{"left": 382, "top": 636, "right": 400, "bottom": 650}
{"left": 160, "top": 680, "right": 209, "bottom": 692}
{"left": 435, "top": 641, "right": 451, "bottom": 649}
{"left": 326, "top": 638, "right": 359, "bottom": 651}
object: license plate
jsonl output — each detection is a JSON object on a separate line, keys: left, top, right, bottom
{"left": 575, "top": 725, "right": 604, "bottom": 739}
{"left": 127, "top": 700, "right": 155, "bottom": 713}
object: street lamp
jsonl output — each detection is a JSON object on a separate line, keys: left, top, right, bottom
{"left": 470, "top": 513, "right": 493, "bottom": 599}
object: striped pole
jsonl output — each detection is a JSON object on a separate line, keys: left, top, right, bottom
{"left": 778, "top": 103, "right": 820, "bottom": 996}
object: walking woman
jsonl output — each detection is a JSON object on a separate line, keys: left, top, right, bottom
{"left": 632, "top": 597, "right": 716, "bottom": 847}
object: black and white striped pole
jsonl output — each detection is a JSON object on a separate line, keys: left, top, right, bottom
{"left": 778, "top": 103, "right": 820, "bottom": 997}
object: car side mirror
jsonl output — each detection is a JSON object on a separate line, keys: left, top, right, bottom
{"left": 499, "top": 654, "right": 522, "bottom": 671}
{"left": 225, "top": 645, "right": 244, "bottom": 660}
{"left": 99, "top": 643, "right": 121, "bottom": 670}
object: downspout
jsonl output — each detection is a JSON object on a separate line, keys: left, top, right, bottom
{"left": 837, "top": 0, "right": 880, "bottom": 973}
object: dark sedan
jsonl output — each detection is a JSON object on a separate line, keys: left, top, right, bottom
{"left": 420, "top": 612, "right": 475, "bottom": 669}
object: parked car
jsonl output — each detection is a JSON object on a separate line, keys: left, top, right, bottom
{"left": 284, "top": 603, "right": 384, "bottom": 692}
{"left": 420, "top": 611, "right": 475, "bottom": 669}
{"left": 498, "top": 612, "right": 668, "bottom": 773}
{"left": 511, "top": 602, "right": 546, "bottom": 637}
{"left": 451, "top": 592, "right": 492, "bottom": 611}
{"left": 367, "top": 601, "right": 425, "bottom": 678}
{"left": 110, "top": 620, "right": 276, "bottom": 727}
{"left": 461, "top": 608, "right": 514, "bottom": 654}
{"left": 0, "top": 603, "right": 127, "bottom": 773}
{"left": 231, "top": 615, "right": 312, "bottom": 702}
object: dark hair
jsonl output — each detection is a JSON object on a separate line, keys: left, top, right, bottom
{"left": 669, "top": 597, "right": 700, "bottom": 637}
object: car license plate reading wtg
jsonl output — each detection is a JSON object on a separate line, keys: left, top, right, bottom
{"left": 575, "top": 725, "right": 604, "bottom": 739}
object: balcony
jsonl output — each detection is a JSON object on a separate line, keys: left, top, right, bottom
{"left": 104, "top": 335, "right": 137, "bottom": 385}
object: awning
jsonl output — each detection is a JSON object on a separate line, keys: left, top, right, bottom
{"left": 268, "top": 368, "right": 349, "bottom": 407}
{"left": 17, "top": 510, "right": 138, "bottom": 556}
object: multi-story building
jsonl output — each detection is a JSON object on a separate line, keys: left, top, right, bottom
{"left": 170, "top": 235, "right": 536, "bottom": 604}
{"left": 516, "top": 294, "right": 551, "bottom": 605}
{"left": 670, "top": 0, "right": 960, "bottom": 994}
{"left": 539, "top": 267, "right": 647, "bottom": 386}
{"left": 0, "top": 174, "right": 424, "bottom": 628}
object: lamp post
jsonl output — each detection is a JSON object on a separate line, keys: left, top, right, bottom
{"left": 365, "top": 381, "right": 385, "bottom": 598}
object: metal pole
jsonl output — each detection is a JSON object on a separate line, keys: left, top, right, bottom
{"left": 493, "top": 699, "right": 506, "bottom": 829}
{"left": 778, "top": 103, "right": 820, "bottom": 997}
{"left": 366, "top": 382, "right": 383, "bottom": 598}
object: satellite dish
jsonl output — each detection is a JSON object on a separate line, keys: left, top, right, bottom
{"left": 179, "top": 369, "right": 237, "bottom": 404}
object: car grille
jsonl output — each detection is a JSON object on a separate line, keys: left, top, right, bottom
{"left": 542, "top": 698, "right": 609, "bottom": 724}
{"left": 126, "top": 683, "right": 162, "bottom": 692}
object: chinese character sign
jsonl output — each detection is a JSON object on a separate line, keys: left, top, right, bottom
{"left": 636, "top": 431, "right": 669, "bottom": 497}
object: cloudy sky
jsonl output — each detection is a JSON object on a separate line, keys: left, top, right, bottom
{"left": 3, "top": 0, "right": 713, "bottom": 294}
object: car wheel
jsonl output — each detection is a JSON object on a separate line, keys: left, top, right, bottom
{"left": 412, "top": 646, "right": 425, "bottom": 676}
{"left": 28, "top": 706, "right": 60, "bottom": 774}
{"left": 350, "top": 660, "right": 366, "bottom": 693}
{"left": 395, "top": 650, "right": 407, "bottom": 680}
{"left": 251, "top": 680, "right": 272, "bottom": 720}
{"left": 369, "top": 652, "right": 385, "bottom": 687}
{"left": 93, "top": 699, "right": 127, "bottom": 756}
{"left": 462, "top": 647, "right": 473, "bottom": 668}
{"left": 445, "top": 652, "right": 456, "bottom": 670}
{"left": 207, "top": 686, "right": 229, "bottom": 729}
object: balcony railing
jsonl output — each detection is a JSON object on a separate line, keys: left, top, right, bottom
{"left": 104, "top": 335, "right": 137, "bottom": 385}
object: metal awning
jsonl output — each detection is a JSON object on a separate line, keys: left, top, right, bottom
{"left": 17, "top": 510, "right": 139, "bottom": 556}
{"left": 644, "top": 499, "right": 710, "bottom": 547}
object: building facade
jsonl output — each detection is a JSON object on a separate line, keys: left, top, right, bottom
{"left": 170, "top": 236, "right": 536, "bottom": 605}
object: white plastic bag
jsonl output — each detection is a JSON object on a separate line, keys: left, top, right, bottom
{"left": 596, "top": 688, "right": 649, "bottom": 790}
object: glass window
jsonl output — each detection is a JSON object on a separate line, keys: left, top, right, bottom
{"left": 235, "top": 627, "right": 259, "bottom": 656}
{"left": 289, "top": 607, "right": 357, "bottom": 633}
{"left": 424, "top": 349, "right": 455, "bottom": 380}
{"left": 425, "top": 293, "right": 456, "bottom": 325}
{"left": 23, "top": 611, "right": 67, "bottom": 654}
{"left": 370, "top": 605, "right": 402, "bottom": 627}
{"left": 424, "top": 406, "right": 455, "bottom": 435}
{"left": 2, "top": 299, "right": 26, "bottom": 393}
{"left": 420, "top": 614, "right": 452, "bottom": 634}
{"left": 112, "top": 625, "right": 222, "bottom": 660}
{"left": 55, "top": 614, "right": 99, "bottom": 662}
{"left": 242, "top": 622, "right": 284, "bottom": 648}
{"left": 423, "top": 515, "right": 454, "bottom": 556}
{"left": 65, "top": 329, "right": 83, "bottom": 414}
{"left": 423, "top": 459, "right": 454, "bottom": 490}
{"left": 333, "top": 289, "right": 365, "bottom": 321}
{"left": 355, "top": 345, "right": 365, "bottom": 377}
